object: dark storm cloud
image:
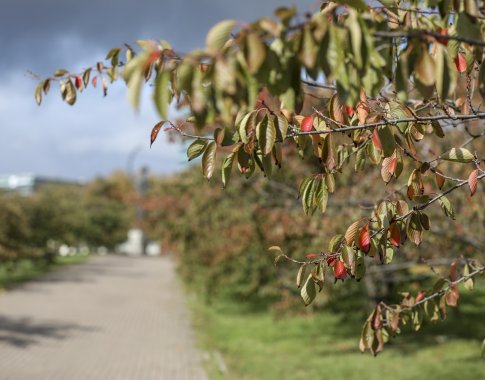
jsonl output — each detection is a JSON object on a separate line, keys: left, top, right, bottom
{"left": 1, "top": 0, "right": 317, "bottom": 74}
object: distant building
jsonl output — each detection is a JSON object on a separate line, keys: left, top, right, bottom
{"left": 0, "top": 173, "right": 80, "bottom": 196}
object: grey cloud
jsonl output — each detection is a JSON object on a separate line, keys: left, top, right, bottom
{"left": 1, "top": 0, "right": 316, "bottom": 74}
{"left": 0, "top": 0, "right": 317, "bottom": 179}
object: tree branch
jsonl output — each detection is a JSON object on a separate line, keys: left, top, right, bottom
{"left": 373, "top": 30, "right": 485, "bottom": 48}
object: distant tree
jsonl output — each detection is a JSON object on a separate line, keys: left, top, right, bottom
{"left": 36, "top": 1, "right": 485, "bottom": 355}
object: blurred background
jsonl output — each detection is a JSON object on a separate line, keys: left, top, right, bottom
{"left": 0, "top": 1, "right": 484, "bottom": 379}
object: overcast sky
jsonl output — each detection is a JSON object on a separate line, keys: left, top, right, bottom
{"left": 0, "top": 0, "right": 317, "bottom": 180}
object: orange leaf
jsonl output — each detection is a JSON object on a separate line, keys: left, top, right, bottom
{"left": 446, "top": 285, "right": 460, "bottom": 307}
{"left": 389, "top": 222, "right": 401, "bottom": 247}
{"left": 415, "top": 290, "right": 427, "bottom": 303}
{"left": 300, "top": 115, "right": 314, "bottom": 132}
{"left": 434, "top": 168, "right": 445, "bottom": 189}
{"left": 454, "top": 53, "right": 467, "bottom": 73}
{"left": 356, "top": 102, "right": 369, "bottom": 125}
{"left": 150, "top": 121, "right": 165, "bottom": 147}
{"left": 381, "top": 156, "right": 397, "bottom": 183}
{"left": 435, "top": 28, "right": 448, "bottom": 46}
{"left": 329, "top": 94, "right": 346, "bottom": 125}
{"left": 372, "top": 129, "right": 382, "bottom": 150}
{"left": 358, "top": 224, "right": 371, "bottom": 254}
{"left": 371, "top": 304, "right": 382, "bottom": 330}
{"left": 468, "top": 169, "right": 478, "bottom": 196}
{"left": 345, "top": 219, "right": 363, "bottom": 245}
{"left": 449, "top": 260, "right": 457, "bottom": 281}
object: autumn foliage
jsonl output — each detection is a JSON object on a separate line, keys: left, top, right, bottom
{"left": 35, "top": 1, "right": 485, "bottom": 355}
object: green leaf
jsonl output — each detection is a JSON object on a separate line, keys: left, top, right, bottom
{"left": 441, "top": 148, "right": 474, "bottom": 163}
{"left": 301, "top": 274, "right": 317, "bottom": 306}
{"left": 221, "top": 152, "right": 235, "bottom": 188}
{"left": 359, "top": 321, "right": 374, "bottom": 352}
{"left": 313, "top": 177, "right": 328, "bottom": 213}
{"left": 328, "top": 234, "right": 345, "bottom": 253}
{"left": 296, "top": 264, "right": 307, "bottom": 288}
{"left": 406, "top": 212, "right": 424, "bottom": 246}
{"left": 481, "top": 338, "right": 485, "bottom": 358}
{"left": 187, "top": 139, "right": 208, "bottom": 161}
{"left": 61, "top": 79, "right": 77, "bottom": 106}
{"left": 261, "top": 150, "right": 273, "bottom": 179}
{"left": 456, "top": 13, "right": 481, "bottom": 41}
{"left": 355, "top": 250, "right": 366, "bottom": 280}
{"left": 377, "top": 126, "right": 396, "bottom": 158}
{"left": 415, "top": 48, "right": 436, "bottom": 87}
{"left": 300, "top": 177, "right": 315, "bottom": 215}
{"left": 435, "top": 44, "right": 456, "bottom": 101}
{"left": 154, "top": 69, "right": 171, "bottom": 119}
{"left": 127, "top": 68, "right": 143, "bottom": 110}
{"left": 301, "top": 26, "right": 317, "bottom": 69}
{"left": 206, "top": 20, "right": 235, "bottom": 51}
{"left": 258, "top": 116, "right": 276, "bottom": 156}
{"left": 438, "top": 196, "right": 455, "bottom": 220}
{"left": 463, "top": 263, "right": 474, "bottom": 291}
{"left": 82, "top": 68, "right": 92, "bottom": 88}
{"left": 201, "top": 141, "right": 217, "bottom": 179}
{"left": 246, "top": 32, "right": 266, "bottom": 74}
{"left": 54, "top": 69, "right": 69, "bottom": 77}
{"left": 105, "top": 47, "right": 121, "bottom": 60}
{"left": 34, "top": 83, "right": 42, "bottom": 105}
{"left": 274, "top": 112, "right": 288, "bottom": 141}
{"left": 311, "top": 262, "right": 325, "bottom": 292}
{"left": 347, "top": 10, "right": 362, "bottom": 69}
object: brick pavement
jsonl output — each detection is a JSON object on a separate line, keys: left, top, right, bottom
{"left": 0, "top": 255, "right": 208, "bottom": 380}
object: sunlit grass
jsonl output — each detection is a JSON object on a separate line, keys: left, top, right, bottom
{"left": 189, "top": 282, "right": 485, "bottom": 380}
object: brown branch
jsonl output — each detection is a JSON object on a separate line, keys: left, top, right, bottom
{"left": 302, "top": 109, "right": 485, "bottom": 136}
{"left": 383, "top": 265, "right": 485, "bottom": 313}
{"left": 301, "top": 79, "right": 336, "bottom": 90}
{"left": 373, "top": 30, "right": 485, "bottom": 48}
{"left": 168, "top": 121, "right": 214, "bottom": 141}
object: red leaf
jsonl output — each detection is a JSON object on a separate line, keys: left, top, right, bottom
{"left": 372, "top": 129, "right": 382, "bottom": 150}
{"left": 326, "top": 256, "right": 337, "bottom": 267}
{"left": 74, "top": 76, "right": 83, "bottom": 90}
{"left": 449, "top": 260, "right": 457, "bottom": 282}
{"left": 358, "top": 224, "right": 371, "bottom": 254}
{"left": 436, "top": 28, "right": 448, "bottom": 46}
{"left": 434, "top": 168, "right": 445, "bottom": 189}
{"left": 415, "top": 290, "right": 427, "bottom": 303}
{"left": 371, "top": 305, "right": 382, "bottom": 330}
{"left": 389, "top": 222, "right": 401, "bottom": 247}
{"left": 150, "top": 121, "right": 165, "bottom": 147}
{"left": 454, "top": 53, "right": 467, "bottom": 73}
{"left": 91, "top": 76, "right": 98, "bottom": 88}
{"left": 356, "top": 102, "right": 369, "bottom": 125}
{"left": 446, "top": 285, "right": 460, "bottom": 307}
{"left": 334, "top": 260, "right": 347, "bottom": 281}
{"left": 306, "top": 253, "right": 317, "bottom": 259}
{"left": 468, "top": 169, "right": 478, "bottom": 196}
{"left": 388, "top": 157, "right": 397, "bottom": 175}
{"left": 145, "top": 50, "right": 161, "bottom": 69}
{"left": 300, "top": 115, "right": 314, "bottom": 132}
{"left": 345, "top": 105, "right": 354, "bottom": 118}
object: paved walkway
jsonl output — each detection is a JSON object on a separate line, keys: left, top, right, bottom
{"left": 0, "top": 255, "right": 208, "bottom": 380}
